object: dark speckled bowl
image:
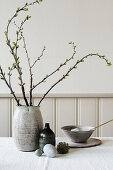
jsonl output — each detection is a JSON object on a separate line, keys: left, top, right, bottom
{"left": 61, "top": 125, "right": 94, "bottom": 143}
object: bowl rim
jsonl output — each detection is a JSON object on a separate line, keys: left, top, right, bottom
{"left": 61, "top": 125, "right": 95, "bottom": 133}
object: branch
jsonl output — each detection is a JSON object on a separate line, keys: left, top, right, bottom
{"left": 37, "top": 53, "right": 111, "bottom": 107}
{"left": 15, "top": 17, "right": 29, "bottom": 56}
{"left": 32, "top": 42, "right": 76, "bottom": 90}
{"left": 31, "top": 46, "right": 46, "bottom": 68}
{"left": 0, "top": 66, "right": 20, "bottom": 106}
{"left": 4, "top": 1, "right": 41, "bottom": 106}
{"left": 7, "top": 65, "right": 16, "bottom": 86}
{"left": 14, "top": 20, "right": 33, "bottom": 105}
{"left": 13, "top": 17, "right": 33, "bottom": 106}
{"left": 21, "top": 31, "right": 33, "bottom": 106}
{"left": 6, "top": 20, "right": 29, "bottom": 106}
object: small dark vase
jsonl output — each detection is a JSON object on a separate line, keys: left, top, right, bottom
{"left": 39, "top": 123, "right": 55, "bottom": 151}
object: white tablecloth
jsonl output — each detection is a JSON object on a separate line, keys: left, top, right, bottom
{"left": 0, "top": 137, "right": 113, "bottom": 170}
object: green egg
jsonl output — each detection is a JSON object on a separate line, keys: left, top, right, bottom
{"left": 35, "top": 149, "right": 43, "bottom": 157}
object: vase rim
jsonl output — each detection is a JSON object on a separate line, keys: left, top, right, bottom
{"left": 16, "top": 105, "right": 40, "bottom": 108}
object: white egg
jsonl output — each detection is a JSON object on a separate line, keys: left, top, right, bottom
{"left": 43, "top": 144, "right": 57, "bottom": 158}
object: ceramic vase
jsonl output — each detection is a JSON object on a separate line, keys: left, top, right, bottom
{"left": 13, "top": 106, "right": 43, "bottom": 151}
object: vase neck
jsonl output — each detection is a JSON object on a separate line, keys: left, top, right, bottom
{"left": 45, "top": 123, "right": 50, "bottom": 129}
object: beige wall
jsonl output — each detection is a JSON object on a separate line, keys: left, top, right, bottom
{"left": 0, "top": 0, "right": 113, "bottom": 94}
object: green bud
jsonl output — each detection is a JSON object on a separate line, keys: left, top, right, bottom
{"left": 6, "top": 41, "right": 8, "bottom": 45}
{"left": 107, "top": 62, "right": 112, "bottom": 66}
{"left": 17, "top": 61, "right": 20, "bottom": 64}
{"left": 4, "top": 31, "right": 7, "bottom": 35}
{"left": 13, "top": 63, "right": 16, "bottom": 66}
{"left": 7, "top": 73, "right": 12, "bottom": 76}
{"left": 15, "top": 13, "right": 18, "bottom": 17}
{"left": 12, "top": 46, "right": 15, "bottom": 50}
{"left": 26, "top": 15, "right": 31, "bottom": 20}
{"left": 10, "top": 50, "right": 13, "bottom": 54}
{"left": 68, "top": 41, "right": 72, "bottom": 44}
{"left": 23, "top": 8, "right": 28, "bottom": 11}
{"left": 21, "top": 21, "right": 24, "bottom": 25}
{"left": 18, "top": 83, "right": 21, "bottom": 86}
{"left": 69, "top": 67, "right": 72, "bottom": 71}
{"left": 8, "top": 67, "right": 10, "bottom": 70}
{"left": 18, "top": 37, "right": 22, "bottom": 40}
{"left": 17, "top": 45, "right": 19, "bottom": 48}
{"left": 36, "top": 0, "right": 39, "bottom": 3}
{"left": 16, "top": 7, "right": 20, "bottom": 12}
{"left": 17, "top": 57, "right": 19, "bottom": 60}
{"left": 12, "top": 66, "right": 15, "bottom": 69}
{"left": 12, "top": 42, "right": 16, "bottom": 45}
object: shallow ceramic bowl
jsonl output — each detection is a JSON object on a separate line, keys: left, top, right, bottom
{"left": 61, "top": 125, "right": 95, "bottom": 143}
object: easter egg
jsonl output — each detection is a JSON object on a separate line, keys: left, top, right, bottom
{"left": 43, "top": 144, "right": 57, "bottom": 158}
{"left": 35, "top": 149, "right": 43, "bottom": 157}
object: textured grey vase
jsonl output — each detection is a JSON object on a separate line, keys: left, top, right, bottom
{"left": 13, "top": 106, "right": 43, "bottom": 152}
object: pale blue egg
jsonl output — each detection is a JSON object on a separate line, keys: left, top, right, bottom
{"left": 43, "top": 144, "right": 56, "bottom": 158}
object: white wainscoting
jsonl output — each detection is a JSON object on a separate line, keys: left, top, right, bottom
{"left": 0, "top": 93, "right": 113, "bottom": 137}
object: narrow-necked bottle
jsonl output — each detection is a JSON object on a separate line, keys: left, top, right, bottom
{"left": 39, "top": 123, "right": 55, "bottom": 152}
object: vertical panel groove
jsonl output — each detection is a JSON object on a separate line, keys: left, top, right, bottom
{"left": 78, "top": 98, "right": 80, "bottom": 125}
{"left": 9, "top": 98, "right": 12, "bottom": 137}
{"left": 56, "top": 99, "right": 58, "bottom": 137}
{"left": 96, "top": 98, "right": 99, "bottom": 137}
{"left": 76, "top": 98, "right": 78, "bottom": 126}
{"left": 99, "top": 98, "right": 101, "bottom": 137}
{"left": 53, "top": 98, "right": 56, "bottom": 135}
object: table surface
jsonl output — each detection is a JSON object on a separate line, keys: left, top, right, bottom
{"left": 0, "top": 137, "right": 113, "bottom": 170}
